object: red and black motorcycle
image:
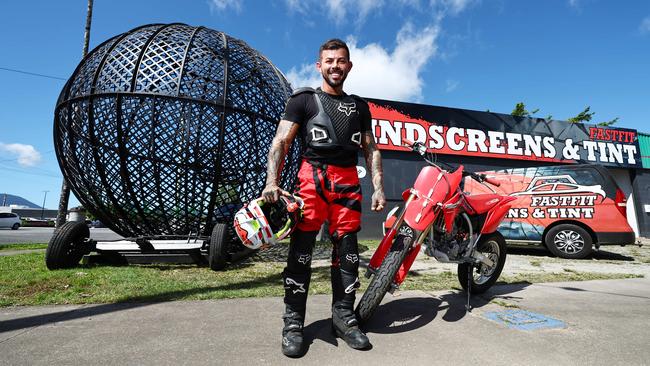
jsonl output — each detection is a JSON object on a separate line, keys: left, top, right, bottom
{"left": 356, "top": 139, "right": 516, "bottom": 321}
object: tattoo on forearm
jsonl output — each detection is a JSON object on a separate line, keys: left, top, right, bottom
{"left": 362, "top": 133, "right": 383, "bottom": 191}
{"left": 265, "top": 122, "right": 293, "bottom": 186}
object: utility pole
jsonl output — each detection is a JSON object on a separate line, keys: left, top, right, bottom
{"left": 41, "top": 190, "right": 49, "bottom": 219}
{"left": 55, "top": 0, "right": 93, "bottom": 228}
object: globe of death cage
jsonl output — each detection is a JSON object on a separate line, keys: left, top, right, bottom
{"left": 234, "top": 195, "right": 304, "bottom": 250}
{"left": 53, "top": 23, "right": 301, "bottom": 238}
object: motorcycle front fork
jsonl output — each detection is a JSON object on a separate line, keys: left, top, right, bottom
{"left": 366, "top": 224, "right": 433, "bottom": 293}
{"left": 367, "top": 194, "right": 416, "bottom": 271}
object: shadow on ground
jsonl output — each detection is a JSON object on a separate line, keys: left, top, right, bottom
{"left": 0, "top": 266, "right": 288, "bottom": 333}
{"left": 361, "top": 282, "right": 531, "bottom": 335}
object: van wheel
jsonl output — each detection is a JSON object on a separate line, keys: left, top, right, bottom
{"left": 545, "top": 224, "right": 592, "bottom": 259}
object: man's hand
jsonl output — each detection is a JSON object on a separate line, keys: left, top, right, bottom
{"left": 262, "top": 183, "right": 289, "bottom": 203}
{"left": 371, "top": 190, "right": 386, "bottom": 211}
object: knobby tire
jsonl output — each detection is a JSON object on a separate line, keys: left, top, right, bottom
{"left": 356, "top": 233, "right": 413, "bottom": 322}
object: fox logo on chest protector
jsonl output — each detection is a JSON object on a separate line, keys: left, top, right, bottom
{"left": 337, "top": 102, "right": 357, "bottom": 116}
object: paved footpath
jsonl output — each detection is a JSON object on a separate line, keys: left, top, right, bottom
{"left": 1, "top": 278, "right": 649, "bottom": 366}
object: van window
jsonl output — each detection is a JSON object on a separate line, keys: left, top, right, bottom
{"left": 556, "top": 167, "right": 601, "bottom": 186}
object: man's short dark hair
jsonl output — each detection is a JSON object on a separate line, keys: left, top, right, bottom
{"left": 319, "top": 38, "right": 350, "bottom": 60}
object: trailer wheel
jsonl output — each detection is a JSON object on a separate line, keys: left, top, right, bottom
{"left": 209, "top": 223, "right": 230, "bottom": 271}
{"left": 45, "top": 222, "right": 91, "bottom": 270}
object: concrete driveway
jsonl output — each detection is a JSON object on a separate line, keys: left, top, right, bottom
{"left": 1, "top": 277, "right": 649, "bottom": 366}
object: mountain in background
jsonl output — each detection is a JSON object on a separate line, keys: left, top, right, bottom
{"left": 0, "top": 193, "right": 42, "bottom": 208}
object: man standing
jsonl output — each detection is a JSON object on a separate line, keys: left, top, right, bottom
{"left": 262, "top": 38, "right": 385, "bottom": 357}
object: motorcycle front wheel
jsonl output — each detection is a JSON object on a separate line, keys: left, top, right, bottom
{"left": 356, "top": 227, "right": 414, "bottom": 323}
{"left": 457, "top": 232, "right": 507, "bottom": 294}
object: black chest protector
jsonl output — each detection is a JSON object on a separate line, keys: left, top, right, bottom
{"left": 294, "top": 87, "right": 363, "bottom": 151}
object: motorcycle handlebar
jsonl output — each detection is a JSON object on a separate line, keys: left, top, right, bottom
{"left": 464, "top": 172, "right": 501, "bottom": 187}
{"left": 401, "top": 139, "right": 499, "bottom": 187}
{"left": 483, "top": 176, "right": 501, "bottom": 187}
{"left": 402, "top": 138, "right": 427, "bottom": 156}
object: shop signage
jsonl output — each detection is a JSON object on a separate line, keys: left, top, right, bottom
{"left": 368, "top": 98, "right": 641, "bottom": 168}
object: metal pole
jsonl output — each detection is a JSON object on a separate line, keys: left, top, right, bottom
{"left": 55, "top": 0, "right": 93, "bottom": 228}
{"left": 41, "top": 190, "right": 49, "bottom": 219}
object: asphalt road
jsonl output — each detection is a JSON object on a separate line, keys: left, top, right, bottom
{"left": 0, "top": 227, "right": 123, "bottom": 244}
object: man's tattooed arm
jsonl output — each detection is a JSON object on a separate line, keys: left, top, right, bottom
{"left": 361, "top": 131, "right": 386, "bottom": 211}
{"left": 262, "top": 120, "right": 300, "bottom": 202}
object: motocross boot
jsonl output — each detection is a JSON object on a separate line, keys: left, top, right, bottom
{"left": 281, "top": 229, "right": 316, "bottom": 358}
{"left": 332, "top": 301, "right": 370, "bottom": 349}
{"left": 330, "top": 234, "right": 370, "bottom": 349}
{"left": 281, "top": 304, "right": 305, "bottom": 357}
{"left": 281, "top": 269, "right": 310, "bottom": 357}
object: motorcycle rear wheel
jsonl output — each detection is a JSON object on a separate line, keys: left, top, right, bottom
{"left": 457, "top": 232, "right": 507, "bottom": 294}
{"left": 356, "top": 228, "right": 413, "bottom": 323}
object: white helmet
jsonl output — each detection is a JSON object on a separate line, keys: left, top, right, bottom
{"left": 233, "top": 195, "right": 304, "bottom": 250}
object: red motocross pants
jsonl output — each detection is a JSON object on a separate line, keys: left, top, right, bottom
{"left": 295, "top": 160, "right": 362, "bottom": 239}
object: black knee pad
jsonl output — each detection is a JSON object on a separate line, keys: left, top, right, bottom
{"left": 287, "top": 230, "right": 317, "bottom": 273}
{"left": 335, "top": 233, "right": 359, "bottom": 273}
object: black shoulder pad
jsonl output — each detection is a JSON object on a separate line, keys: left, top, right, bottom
{"left": 291, "top": 87, "right": 316, "bottom": 97}
{"left": 350, "top": 94, "right": 367, "bottom": 104}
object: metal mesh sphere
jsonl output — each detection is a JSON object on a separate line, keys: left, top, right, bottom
{"left": 54, "top": 23, "right": 300, "bottom": 238}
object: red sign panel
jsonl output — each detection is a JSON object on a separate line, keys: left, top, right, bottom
{"left": 367, "top": 99, "right": 641, "bottom": 168}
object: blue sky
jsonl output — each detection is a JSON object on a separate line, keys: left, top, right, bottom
{"left": 1, "top": 0, "right": 649, "bottom": 208}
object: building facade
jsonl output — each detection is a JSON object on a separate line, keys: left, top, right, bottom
{"left": 356, "top": 98, "right": 647, "bottom": 240}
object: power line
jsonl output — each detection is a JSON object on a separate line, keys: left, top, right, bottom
{"left": 0, "top": 164, "right": 62, "bottom": 178}
{"left": 0, "top": 66, "right": 66, "bottom": 81}
{"left": 0, "top": 150, "right": 56, "bottom": 163}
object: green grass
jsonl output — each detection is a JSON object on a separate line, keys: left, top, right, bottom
{"left": 529, "top": 259, "right": 542, "bottom": 267}
{"left": 0, "top": 243, "right": 48, "bottom": 251}
{"left": 501, "top": 271, "right": 641, "bottom": 283}
{"left": 0, "top": 251, "right": 643, "bottom": 307}
{"left": 490, "top": 299, "right": 520, "bottom": 308}
{"left": 359, "top": 239, "right": 380, "bottom": 251}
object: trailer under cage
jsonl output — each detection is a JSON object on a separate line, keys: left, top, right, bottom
{"left": 46, "top": 221, "right": 256, "bottom": 270}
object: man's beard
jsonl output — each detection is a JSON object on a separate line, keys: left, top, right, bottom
{"left": 321, "top": 68, "right": 347, "bottom": 88}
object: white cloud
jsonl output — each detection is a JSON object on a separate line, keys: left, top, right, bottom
{"left": 283, "top": 0, "right": 478, "bottom": 101}
{"left": 325, "top": 0, "right": 346, "bottom": 21}
{"left": 640, "top": 16, "right": 650, "bottom": 34}
{"left": 286, "top": 64, "right": 321, "bottom": 91}
{"left": 285, "top": 0, "right": 309, "bottom": 14}
{"left": 398, "top": 0, "right": 422, "bottom": 8}
{"left": 445, "top": 79, "right": 459, "bottom": 93}
{"left": 0, "top": 143, "right": 42, "bottom": 167}
{"left": 430, "top": 0, "right": 477, "bottom": 15}
{"left": 208, "top": 0, "right": 242, "bottom": 13}
{"left": 285, "top": 0, "right": 384, "bottom": 26}
{"left": 357, "top": 0, "right": 385, "bottom": 24}
{"left": 285, "top": 23, "right": 439, "bottom": 102}
{"left": 568, "top": 0, "right": 580, "bottom": 8}
{"left": 284, "top": 0, "right": 474, "bottom": 27}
